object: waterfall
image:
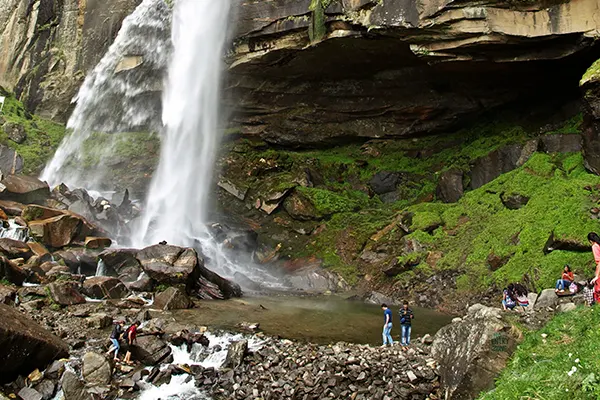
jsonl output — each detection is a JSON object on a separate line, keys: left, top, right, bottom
{"left": 40, "top": 0, "right": 171, "bottom": 192}
{"left": 95, "top": 259, "right": 107, "bottom": 277}
{"left": 0, "top": 220, "right": 30, "bottom": 242}
{"left": 133, "top": 0, "right": 231, "bottom": 247}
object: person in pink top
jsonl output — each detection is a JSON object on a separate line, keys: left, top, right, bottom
{"left": 588, "top": 232, "right": 600, "bottom": 303}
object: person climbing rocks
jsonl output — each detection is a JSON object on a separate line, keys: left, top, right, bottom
{"left": 399, "top": 301, "right": 414, "bottom": 349}
{"left": 123, "top": 320, "right": 141, "bottom": 365}
{"left": 381, "top": 304, "right": 394, "bottom": 347}
{"left": 589, "top": 232, "right": 600, "bottom": 303}
{"left": 106, "top": 320, "right": 125, "bottom": 360}
{"left": 555, "top": 264, "right": 574, "bottom": 293}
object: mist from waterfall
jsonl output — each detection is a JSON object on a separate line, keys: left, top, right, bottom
{"left": 132, "top": 0, "right": 231, "bottom": 248}
{"left": 40, "top": 0, "right": 171, "bottom": 191}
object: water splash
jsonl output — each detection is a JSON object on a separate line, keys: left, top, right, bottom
{"left": 0, "top": 219, "right": 29, "bottom": 242}
{"left": 133, "top": 0, "right": 231, "bottom": 248}
{"left": 40, "top": 0, "right": 171, "bottom": 192}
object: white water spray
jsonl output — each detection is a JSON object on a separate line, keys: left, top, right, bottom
{"left": 41, "top": 0, "right": 171, "bottom": 191}
{"left": 133, "top": 0, "right": 231, "bottom": 247}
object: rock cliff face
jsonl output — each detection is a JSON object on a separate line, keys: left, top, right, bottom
{"left": 227, "top": 0, "right": 600, "bottom": 145}
{"left": 0, "top": 0, "right": 142, "bottom": 121}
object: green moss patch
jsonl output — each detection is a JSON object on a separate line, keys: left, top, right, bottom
{"left": 0, "top": 92, "right": 67, "bottom": 174}
{"left": 480, "top": 306, "right": 600, "bottom": 399}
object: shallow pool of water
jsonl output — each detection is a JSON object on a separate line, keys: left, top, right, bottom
{"left": 172, "top": 295, "right": 453, "bottom": 345}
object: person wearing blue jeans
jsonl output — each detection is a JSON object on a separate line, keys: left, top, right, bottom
{"left": 399, "top": 301, "right": 414, "bottom": 349}
{"left": 381, "top": 304, "right": 394, "bottom": 347}
{"left": 106, "top": 320, "right": 125, "bottom": 360}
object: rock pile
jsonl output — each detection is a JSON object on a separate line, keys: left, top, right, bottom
{"left": 206, "top": 339, "right": 440, "bottom": 400}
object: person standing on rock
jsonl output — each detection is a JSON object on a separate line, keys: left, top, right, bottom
{"left": 589, "top": 232, "right": 600, "bottom": 303}
{"left": 399, "top": 301, "right": 414, "bottom": 349}
{"left": 123, "top": 320, "right": 140, "bottom": 365}
{"left": 106, "top": 320, "right": 125, "bottom": 361}
{"left": 381, "top": 304, "right": 394, "bottom": 347}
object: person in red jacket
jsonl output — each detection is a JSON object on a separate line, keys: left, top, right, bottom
{"left": 123, "top": 320, "right": 140, "bottom": 365}
{"left": 555, "top": 265, "right": 574, "bottom": 293}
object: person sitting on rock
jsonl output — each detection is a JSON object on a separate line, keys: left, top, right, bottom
{"left": 555, "top": 265, "right": 574, "bottom": 293}
{"left": 399, "top": 301, "right": 414, "bottom": 349}
{"left": 123, "top": 320, "right": 141, "bottom": 365}
{"left": 381, "top": 304, "right": 394, "bottom": 347}
{"left": 502, "top": 287, "right": 516, "bottom": 311}
{"left": 511, "top": 283, "right": 529, "bottom": 312}
{"left": 584, "top": 279, "right": 595, "bottom": 306}
{"left": 106, "top": 320, "right": 125, "bottom": 360}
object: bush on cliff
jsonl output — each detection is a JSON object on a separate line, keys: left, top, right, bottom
{"left": 0, "top": 92, "right": 66, "bottom": 174}
{"left": 480, "top": 306, "right": 600, "bottom": 399}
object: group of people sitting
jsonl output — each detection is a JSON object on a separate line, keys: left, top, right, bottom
{"left": 501, "top": 283, "right": 530, "bottom": 311}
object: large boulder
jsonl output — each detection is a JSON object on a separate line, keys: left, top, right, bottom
{"left": 53, "top": 249, "right": 99, "bottom": 276}
{"left": 82, "top": 352, "right": 112, "bottom": 386}
{"left": 29, "top": 215, "right": 83, "bottom": 248}
{"left": 0, "top": 256, "right": 27, "bottom": 285}
{"left": 436, "top": 169, "right": 464, "bottom": 203}
{"left": 469, "top": 141, "right": 537, "bottom": 189}
{"left": 0, "top": 200, "right": 25, "bottom": 216}
{"left": 535, "top": 289, "right": 559, "bottom": 309}
{"left": 0, "top": 303, "right": 69, "bottom": 383}
{"left": 0, "top": 238, "right": 33, "bottom": 260}
{"left": 431, "top": 304, "right": 521, "bottom": 399}
{"left": 0, "top": 175, "right": 49, "bottom": 205}
{"left": 46, "top": 281, "right": 86, "bottom": 306}
{"left": 98, "top": 248, "right": 142, "bottom": 282}
{"left": 136, "top": 245, "right": 200, "bottom": 291}
{"left": 61, "top": 371, "right": 90, "bottom": 400}
{"left": 131, "top": 335, "right": 172, "bottom": 366}
{"left": 136, "top": 244, "right": 242, "bottom": 299}
{"left": 153, "top": 287, "right": 192, "bottom": 310}
{"left": 82, "top": 276, "right": 129, "bottom": 300}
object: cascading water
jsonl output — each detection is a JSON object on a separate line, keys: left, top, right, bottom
{"left": 131, "top": 0, "right": 285, "bottom": 289}
{"left": 133, "top": 0, "right": 231, "bottom": 248}
{"left": 40, "top": 0, "right": 171, "bottom": 192}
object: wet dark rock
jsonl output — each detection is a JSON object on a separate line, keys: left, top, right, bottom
{"left": 0, "top": 256, "right": 26, "bottom": 285}
{"left": 544, "top": 232, "right": 590, "bottom": 253}
{"left": 131, "top": 335, "right": 172, "bottom": 366}
{"left": 82, "top": 276, "right": 129, "bottom": 300}
{"left": 224, "top": 340, "right": 248, "bottom": 369}
{"left": 0, "top": 238, "right": 33, "bottom": 260}
{"left": 500, "top": 192, "right": 530, "bottom": 210}
{"left": 469, "top": 141, "right": 537, "bottom": 189}
{"left": 98, "top": 248, "right": 141, "bottom": 282}
{"left": 0, "top": 200, "right": 25, "bottom": 216}
{"left": 0, "top": 145, "right": 23, "bottom": 176}
{"left": 436, "top": 168, "right": 464, "bottom": 203}
{"left": 46, "top": 281, "right": 86, "bottom": 306}
{"left": 539, "top": 134, "right": 582, "bottom": 153}
{"left": 283, "top": 190, "right": 320, "bottom": 221}
{"left": 368, "top": 171, "right": 409, "bottom": 195}
{"left": 126, "top": 273, "right": 154, "bottom": 292}
{"left": 53, "top": 249, "right": 98, "bottom": 276}
{"left": 84, "top": 237, "right": 112, "bottom": 250}
{"left": 0, "top": 175, "right": 48, "bottom": 205}
{"left": 153, "top": 287, "right": 192, "bottom": 310}
{"left": 0, "top": 303, "right": 69, "bottom": 383}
